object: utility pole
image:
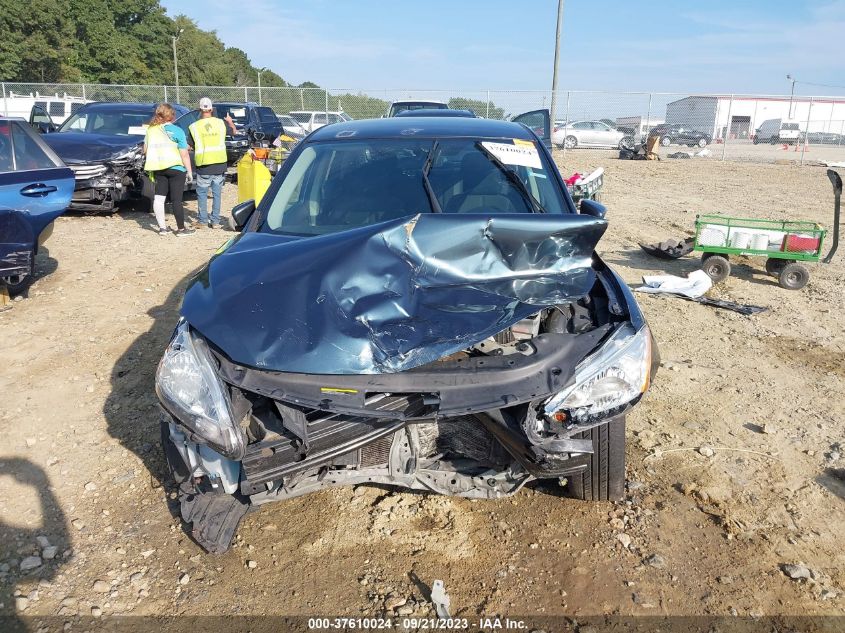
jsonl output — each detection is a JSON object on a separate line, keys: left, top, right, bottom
{"left": 257, "top": 67, "right": 268, "bottom": 106}
{"left": 549, "top": 0, "right": 565, "bottom": 125}
{"left": 172, "top": 28, "right": 184, "bottom": 104}
{"left": 787, "top": 74, "right": 796, "bottom": 118}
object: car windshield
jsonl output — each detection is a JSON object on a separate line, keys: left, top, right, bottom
{"left": 216, "top": 105, "right": 248, "bottom": 125}
{"left": 58, "top": 108, "right": 152, "bottom": 135}
{"left": 262, "top": 137, "right": 566, "bottom": 237}
{"left": 290, "top": 112, "right": 311, "bottom": 124}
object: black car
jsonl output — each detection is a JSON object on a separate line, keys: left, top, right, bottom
{"left": 172, "top": 109, "right": 250, "bottom": 166}
{"left": 212, "top": 103, "right": 282, "bottom": 143}
{"left": 648, "top": 124, "right": 711, "bottom": 148}
{"left": 42, "top": 102, "right": 189, "bottom": 212}
{"left": 155, "top": 112, "right": 658, "bottom": 553}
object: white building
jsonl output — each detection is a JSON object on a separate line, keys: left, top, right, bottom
{"left": 665, "top": 95, "right": 845, "bottom": 140}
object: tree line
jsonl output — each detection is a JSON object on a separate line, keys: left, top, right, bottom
{"left": 0, "top": 0, "right": 289, "bottom": 87}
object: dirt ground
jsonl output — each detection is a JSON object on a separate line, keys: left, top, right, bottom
{"left": 1, "top": 151, "right": 844, "bottom": 628}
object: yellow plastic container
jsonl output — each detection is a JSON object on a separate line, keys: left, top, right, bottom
{"left": 237, "top": 152, "right": 272, "bottom": 205}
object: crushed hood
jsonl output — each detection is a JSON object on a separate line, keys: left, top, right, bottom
{"left": 42, "top": 132, "right": 142, "bottom": 164}
{"left": 181, "top": 213, "right": 607, "bottom": 375}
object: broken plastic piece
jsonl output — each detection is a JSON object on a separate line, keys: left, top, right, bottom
{"left": 639, "top": 237, "right": 695, "bottom": 260}
{"left": 430, "top": 579, "right": 451, "bottom": 618}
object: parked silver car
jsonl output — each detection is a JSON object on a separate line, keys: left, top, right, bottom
{"left": 552, "top": 120, "right": 625, "bottom": 149}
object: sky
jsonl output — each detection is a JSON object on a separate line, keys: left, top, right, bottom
{"left": 160, "top": 0, "right": 845, "bottom": 97}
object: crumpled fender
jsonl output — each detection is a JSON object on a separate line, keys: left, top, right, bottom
{"left": 182, "top": 213, "right": 607, "bottom": 374}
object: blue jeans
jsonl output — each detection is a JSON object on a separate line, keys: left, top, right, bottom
{"left": 196, "top": 173, "right": 225, "bottom": 225}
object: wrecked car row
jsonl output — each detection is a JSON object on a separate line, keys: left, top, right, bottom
{"left": 154, "top": 113, "right": 658, "bottom": 552}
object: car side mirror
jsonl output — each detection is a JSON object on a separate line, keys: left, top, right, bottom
{"left": 231, "top": 199, "right": 256, "bottom": 231}
{"left": 579, "top": 199, "right": 607, "bottom": 219}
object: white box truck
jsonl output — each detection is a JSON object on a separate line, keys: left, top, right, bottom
{"left": 1, "top": 92, "right": 90, "bottom": 125}
{"left": 754, "top": 118, "right": 801, "bottom": 145}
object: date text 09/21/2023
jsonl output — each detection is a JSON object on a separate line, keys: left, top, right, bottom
{"left": 307, "top": 617, "right": 529, "bottom": 630}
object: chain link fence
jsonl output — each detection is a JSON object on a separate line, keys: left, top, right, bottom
{"left": 3, "top": 82, "right": 844, "bottom": 165}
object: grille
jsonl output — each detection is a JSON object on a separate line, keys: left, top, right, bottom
{"left": 360, "top": 435, "right": 393, "bottom": 466}
{"left": 70, "top": 164, "right": 108, "bottom": 180}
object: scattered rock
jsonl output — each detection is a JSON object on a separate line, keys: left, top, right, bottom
{"left": 698, "top": 446, "right": 715, "bottom": 458}
{"left": 762, "top": 423, "right": 777, "bottom": 435}
{"left": 616, "top": 533, "right": 632, "bottom": 549}
{"left": 25, "top": 438, "right": 36, "bottom": 448}
{"left": 717, "top": 576, "right": 734, "bottom": 585}
{"left": 396, "top": 605, "right": 414, "bottom": 616}
{"left": 36, "top": 536, "right": 51, "bottom": 549}
{"left": 246, "top": 560, "right": 257, "bottom": 569}
{"left": 92, "top": 580, "right": 111, "bottom": 593}
{"left": 19, "top": 556, "right": 42, "bottom": 572}
{"left": 129, "top": 572, "right": 143, "bottom": 584}
{"left": 84, "top": 481, "right": 97, "bottom": 491}
{"left": 140, "top": 549, "right": 155, "bottom": 558}
{"left": 385, "top": 596, "right": 407, "bottom": 610}
{"left": 645, "top": 554, "right": 667, "bottom": 569}
{"left": 91, "top": 606, "right": 103, "bottom": 617}
{"left": 15, "top": 596, "right": 28, "bottom": 611}
{"left": 71, "top": 519, "right": 85, "bottom": 530}
{"left": 819, "top": 588, "right": 838, "bottom": 601}
{"left": 179, "top": 573, "right": 190, "bottom": 585}
{"left": 42, "top": 546, "right": 58, "bottom": 560}
{"left": 781, "top": 564, "right": 812, "bottom": 580}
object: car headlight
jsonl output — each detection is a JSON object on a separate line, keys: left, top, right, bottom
{"left": 155, "top": 320, "right": 245, "bottom": 459}
{"left": 544, "top": 324, "right": 652, "bottom": 422}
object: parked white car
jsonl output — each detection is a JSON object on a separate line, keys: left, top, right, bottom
{"left": 277, "top": 114, "right": 308, "bottom": 138}
{"left": 289, "top": 111, "right": 351, "bottom": 133}
{"left": 552, "top": 120, "right": 625, "bottom": 149}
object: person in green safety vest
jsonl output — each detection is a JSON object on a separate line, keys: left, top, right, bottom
{"left": 144, "top": 103, "right": 194, "bottom": 236}
{"left": 189, "top": 97, "right": 238, "bottom": 229}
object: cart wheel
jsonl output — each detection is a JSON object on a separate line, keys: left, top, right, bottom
{"left": 700, "top": 252, "right": 726, "bottom": 263}
{"left": 701, "top": 255, "right": 731, "bottom": 283}
{"left": 765, "top": 258, "right": 789, "bottom": 277}
{"left": 778, "top": 262, "right": 810, "bottom": 290}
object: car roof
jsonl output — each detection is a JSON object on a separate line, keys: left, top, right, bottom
{"left": 394, "top": 108, "right": 475, "bottom": 118}
{"left": 75, "top": 102, "right": 188, "bottom": 115}
{"left": 308, "top": 116, "right": 537, "bottom": 141}
{"left": 390, "top": 100, "right": 447, "bottom": 105}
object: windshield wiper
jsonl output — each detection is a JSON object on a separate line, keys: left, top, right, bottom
{"left": 422, "top": 140, "right": 442, "bottom": 213}
{"left": 475, "top": 142, "right": 546, "bottom": 213}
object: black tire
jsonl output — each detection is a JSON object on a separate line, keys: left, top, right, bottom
{"left": 661, "top": 137, "right": 671, "bottom": 146}
{"left": 765, "top": 258, "right": 790, "bottom": 276}
{"left": 569, "top": 417, "right": 626, "bottom": 501}
{"left": 698, "top": 138, "right": 708, "bottom": 147}
{"left": 778, "top": 262, "right": 810, "bottom": 290}
{"left": 1, "top": 271, "right": 32, "bottom": 296}
{"left": 753, "top": 137, "right": 759, "bottom": 145}
{"left": 701, "top": 254, "right": 731, "bottom": 283}
{"left": 564, "top": 135, "right": 577, "bottom": 150}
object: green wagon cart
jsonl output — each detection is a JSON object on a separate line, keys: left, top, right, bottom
{"left": 694, "top": 169, "right": 841, "bottom": 290}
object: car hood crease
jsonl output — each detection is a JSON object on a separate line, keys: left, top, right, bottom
{"left": 181, "top": 213, "right": 607, "bottom": 375}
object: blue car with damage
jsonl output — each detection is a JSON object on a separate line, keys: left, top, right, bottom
{"left": 154, "top": 110, "right": 659, "bottom": 553}
{"left": 0, "top": 118, "right": 73, "bottom": 295}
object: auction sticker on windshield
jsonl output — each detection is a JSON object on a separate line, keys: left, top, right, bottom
{"left": 480, "top": 141, "right": 541, "bottom": 169}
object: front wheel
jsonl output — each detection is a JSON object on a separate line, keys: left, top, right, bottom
{"left": 568, "top": 417, "right": 626, "bottom": 501}
{"left": 564, "top": 135, "right": 577, "bottom": 150}
{"left": 661, "top": 136, "right": 671, "bottom": 146}
{"left": 698, "top": 138, "right": 708, "bottom": 147}
{"left": 1, "top": 271, "right": 32, "bottom": 296}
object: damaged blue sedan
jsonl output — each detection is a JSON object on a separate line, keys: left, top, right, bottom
{"left": 155, "top": 111, "right": 658, "bottom": 553}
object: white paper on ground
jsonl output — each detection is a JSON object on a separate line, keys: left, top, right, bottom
{"left": 635, "top": 269, "right": 713, "bottom": 298}
{"left": 480, "top": 141, "right": 541, "bottom": 169}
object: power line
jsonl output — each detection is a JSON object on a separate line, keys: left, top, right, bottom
{"left": 795, "top": 80, "right": 845, "bottom": 91}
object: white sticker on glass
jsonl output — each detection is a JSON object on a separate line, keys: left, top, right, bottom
{"left": 480, "top": 141, "right": 541, "bottom": 169}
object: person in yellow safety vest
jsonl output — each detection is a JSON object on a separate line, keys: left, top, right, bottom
{"left": 144, "top": 103, "right": 194, "bottom": 236}
{"left": 189, "top": 97, "right": 238, "bottom": 229}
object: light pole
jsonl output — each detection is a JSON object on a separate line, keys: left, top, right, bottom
{"left": 787, "top": 74, "right": 796, "bottom": 118}
{"left": 549, "top": 0, "right": 565, "bottom": 127}
{"left": 257, "top": 67, "right": 268, "bottom": 106}
{"left": 172, "top": 28, "right": 184, "bottom": 104}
